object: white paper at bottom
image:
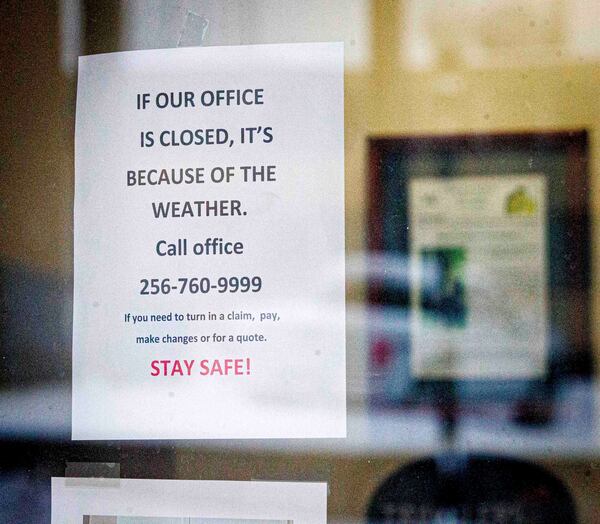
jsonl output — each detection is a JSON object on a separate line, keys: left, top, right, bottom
{"left": 52, "top": 478, "right": 327, "bottom": 524}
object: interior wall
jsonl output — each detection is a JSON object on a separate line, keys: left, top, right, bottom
{"left": 0, "top": 0, "right": 72, "bottom": 274}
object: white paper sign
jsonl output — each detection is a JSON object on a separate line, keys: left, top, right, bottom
{"left": 73, "top": 43, "right": 345, "bottom": 439}
{"left": 52, "top": 478, "right": 327, "bottom": 524}
{"left": 410, "top": 175, "right": 547, "bottom": 379}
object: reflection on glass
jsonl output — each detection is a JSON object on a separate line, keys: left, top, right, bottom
{"left": 1, "top": 0, "right": 599, "bottom": 522}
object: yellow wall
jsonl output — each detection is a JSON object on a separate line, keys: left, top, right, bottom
{"left": 0, "top": 1, "right": 73, "bottom": 274}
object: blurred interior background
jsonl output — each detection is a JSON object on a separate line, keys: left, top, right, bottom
{"left": 1, "top": 0, "right": 599, "bottom": 522}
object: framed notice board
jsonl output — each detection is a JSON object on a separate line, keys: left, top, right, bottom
{"left": 367, "top": 131, "right": 591, "bottom": 421}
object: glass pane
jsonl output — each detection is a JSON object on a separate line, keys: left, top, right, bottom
{"left": 1, "top": 1, "right": 598, "bottom": 522}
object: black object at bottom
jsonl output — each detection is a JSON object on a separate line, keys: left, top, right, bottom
{"left": 367, "top": 455, "right": 577, "bottom": 524}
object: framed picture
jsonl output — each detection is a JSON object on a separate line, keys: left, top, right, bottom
{"left": 367, "top": 131, "right": 591, "bottom": 423}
